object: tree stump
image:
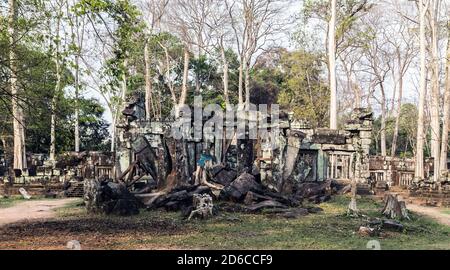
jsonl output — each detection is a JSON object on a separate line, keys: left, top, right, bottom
{"left": 188, "top": 194, "right": 214, "bottom": 220}
{"left": 84, "top": 178, "right": 140, "bottom": 216}
{"left": 382, "top": 194, "right": 410, "bottom": 220}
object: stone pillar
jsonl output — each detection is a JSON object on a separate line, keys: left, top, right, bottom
{"left": 346, "top": 108, "right": 373, "bottom": 184}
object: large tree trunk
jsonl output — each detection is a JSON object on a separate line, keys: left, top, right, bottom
{"left": 72, "top": 14, "right": 84, "bottom": 153}
{"left": 50, "top": 14, "right": 62, "bottom": 164}
{"left": 350, "top": 72, "right": 361, "bottom": 109}
{"left": 111, "top": 58, "right": 128, "bottom": 154}
{"left": 238, "top": 57, "right": 244, "bottom": 106}
{"left": 110, "top": 119, "right": 116, "bottom": 153}
{"left": 244, "top": 58, "right": 251, "bottom": 108}
{"left": 177, "top": 47, "right": 190, "bottom": 117}
{"left": 391, "top": 51, "right": 404, "bottom": 157}
{"left": 9, "top": 0, "right": 26, "bottom": 170}
{"left": 415, "top": 0, "right": 429, "bottom": 180}
{"left": 74, "top": 53, "right": 80, "bottom": 153}
{"left": 221, "top": 47, "right": 230, "bottom": 107}
{"left": 380, "top": 84, "right": 387, "bottom": 157}
{"left": 144, "top": 40, "right": 154, "bottom": 120}
{"left": 50, "top": 94, "right": 57, "bottom": 162}
{"left": 440, "top": 28, "right": 450, "bottom": 175}
{"left": 430, "top": 0, "right": 441, "bottom": 182}
{"left": 328, "top": 0, "right": 337, "bottom": 129}
{"left": 195, "top": 33, "right": 203, "bottom": 95}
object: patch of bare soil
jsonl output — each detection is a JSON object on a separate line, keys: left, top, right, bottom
{"left": 407, "top": 204, "right": 450, "bottom": 227}
{"left": 0, "top": 199, "right": 78, "bottom": 226}
{"left": 0, "top": 215, "right": 188, "bottom": 250}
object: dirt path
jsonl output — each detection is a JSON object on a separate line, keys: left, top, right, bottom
{"left": 407, "top": 204, "right": 450, "bottom": 227}
{"left": 0, "top": 198, "right": 78, "bottom": 227}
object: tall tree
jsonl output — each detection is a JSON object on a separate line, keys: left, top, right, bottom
{"left": 141, "top": 0, "right": 169, "bottom": 120}
{"left": 415, "top": 0, "right": 430, "bottom": 180}
{"left": 329, "top": 0, "right": 337, "bottom": 129}
{"left": 302, "top": 0, "right": 372, "bottom": 127}
{"left": 358, "top": 9, "right": 393, "bottom": 157}
{"left": 389, "top": 26, "right": 415, "bottom": 157}
{"left": 429, "top": 0, "right": 441, "bottom": 182}
{"left": 440, "top": 23, "right": 450, "bottom": 175}
{"left": 67, "top": 0, "right": 87, "bottom": 153}
{"left": 75, "top": 0, "right": 144, "bottom": 153}
{"left": 47, "top": 0, "right": 66, "bottom": 164}
{"left": 165, "top": 0, "right": 201, "bottom": 116}
{"left": 8, "top": 0, "right": 27, "bottom": 170}
{"left": 205, "top": 0, "right": 233, "bottom": 107}
{"left": 225, "top": 0, "right": 287, "bottom": 107}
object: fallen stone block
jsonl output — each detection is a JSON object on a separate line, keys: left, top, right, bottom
{"left": 278, "top": 208, "right": 309, "bottom": 219}
{"left": 358, "top": 226, "right": 376, "bottom": 237}
{"left": 220, "top": 172, "right": 262, "bottom": 202}
{"left": 19, "top": 188, "right": 32, "bottom": 200}
{"left": 382, "top": 219, "right": 404, "bottom": 232}
{"left": 307, "top": 207, "right": 324, "bottom": 214}
{"left": 245, "top": 200, "right": 288, "bottom": 212}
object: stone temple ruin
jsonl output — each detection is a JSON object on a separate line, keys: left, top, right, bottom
{"left": 80, "top": 93, "right": 374, "bottom": 216}
{"left": 368, "top": 155, "right": 450, "bottom": 206}
{"left": 1, "top": 92, "right": 449, "bottom": 213}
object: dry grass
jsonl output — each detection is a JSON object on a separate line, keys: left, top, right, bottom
{"left": 0, "top": 196, "right": 449, "bottom": 250}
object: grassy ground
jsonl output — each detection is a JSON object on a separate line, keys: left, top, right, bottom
{"left": 0, "top": 195, "right": 449, "bottom": 250}
{"left": 441, "top": 209, "right": 450, "bottom": 215}
{"left": 0, "top": 195, "right": 52, "bottom": 208}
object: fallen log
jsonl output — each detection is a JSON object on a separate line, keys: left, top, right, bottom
{"left": 136, "top": 184, "right": 213, "bottom": 211}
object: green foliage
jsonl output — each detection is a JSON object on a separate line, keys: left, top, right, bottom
{"left": 370, "top": 103, "right": 418, "bottom": 157}
{"left": 0, "top": 28, "right": 109, "bottom": 155}
{"left": 248, "top": 49, "right": 330, "bottom": 127}
{"left": 77, "top": 98, "right": 111, "bottom": 152}
{"left": 299, "top": 0, "right": 373, "bottom": 52}
{"left": 75, "top": 0, "right": 145, "bottom": 105}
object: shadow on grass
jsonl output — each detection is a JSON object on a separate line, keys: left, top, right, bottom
{"left": 0, "top": 195, "right": 449, "bottom": 250}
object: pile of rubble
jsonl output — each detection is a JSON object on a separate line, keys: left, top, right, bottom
{"left": 84, "top": 177, "right": 140, "bottom": 216}
{"left": 83, "top": 164, "right": 345, "bottom": 218}
{"left": 409, "top": 180, "right": 450, "bottom": 207}
{"left": 81, "top": 94, "right": 372, "bottom": 218}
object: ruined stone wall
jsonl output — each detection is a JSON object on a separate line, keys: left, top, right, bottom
{"left": 116, "top": 94, "right": 373, "bottom": 196}
{"left": 258, "top": 108, "right": 373, "bottom": 194}
{"left": 368, "top": 156, "right": 441, "bottom": 189}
